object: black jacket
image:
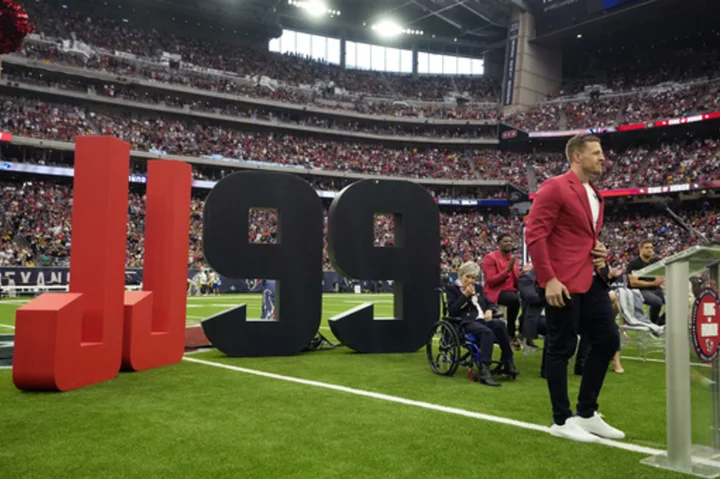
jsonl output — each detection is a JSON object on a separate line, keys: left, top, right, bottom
{"left": 518, "top": 270, "right": 543, "bottom": 306}
{"left": 518, "top": 270, "right": 544, "bottom": 339}
{"left": 446, "top": 282, "right": 497, "bottom": 323}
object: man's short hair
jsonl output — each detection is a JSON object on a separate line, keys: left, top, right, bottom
{"left": 497, "top": 233, "right": 512, "bottom": 243}
{"left": 565, "top": 134, "right": 601, "bottom": 164}
{"left": 639, "top": 240, "right": 653, "bottom": 249}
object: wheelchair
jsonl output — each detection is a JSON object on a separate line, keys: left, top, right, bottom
{"left": 426, "top": 287, "right": 512, "bottom": 380}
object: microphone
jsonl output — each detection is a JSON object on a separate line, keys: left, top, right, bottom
{"left": 653, "top": 201, "right": 710, "bottom": 245}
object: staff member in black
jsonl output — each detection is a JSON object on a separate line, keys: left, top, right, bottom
{"left": 446, "top": 261, "right": 517, "bottom": 387}
{"left": 627, "top": 240, "right": 665, "bottom": 325}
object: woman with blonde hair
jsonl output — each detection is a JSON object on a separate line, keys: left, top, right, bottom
{"left": 446, "top": 261, "right": 518, "bottom": 387}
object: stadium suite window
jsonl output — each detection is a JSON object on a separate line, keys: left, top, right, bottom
{"left": 386, "top": 48, "right": 400, "bottom": 73}
{"left": 327, "top": 38, "right": 341, "bottom": 64}
{"left": 356, "top": 42, "right": 372, "bottom": 70}
{"left": 269, "top": 29, "right": 341, "bottom": 65}
{"left": 344, "top": 41, "right": 412, "bottom": 73}
{"left": 417, "top": 52, "right": 484, "bottom": 75}
{"left": 346, "top": 41, "right": 357, "bottom": 68}
{"left": 295, "top": 32, "right": 311, "bottom": 57}
{"left": 269, "top": 29, "right": 483, "bottom": 75}
{"left": 371, "top": 44, "right": 385, "bottom": 71}
{"left": 312, "top": 35, "right": 327, "bottom": 62}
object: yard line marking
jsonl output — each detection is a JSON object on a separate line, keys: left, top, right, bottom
{"left": 0, "top": 324, "right": 15, "bottom": 329}
{"left": 341, "top": 300, "right": 393, "bottom": 304}
{"left": 182, "top": 356, "right": 670, "bottom": 459}
{"left": 186, "top": 315, "right": 207, "bottom": 320}
{"left": 187, "top": 297, "right": 260, "bottom": 301}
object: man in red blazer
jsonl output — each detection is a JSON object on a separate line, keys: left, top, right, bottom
{"left": 481, "top": 233, "right": 532, "bottom": 348}
{"left": 526, "top": 134, "right": 623, "bottom": 443}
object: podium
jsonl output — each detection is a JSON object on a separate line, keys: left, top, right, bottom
{"left": 635, "top": 245, "right": 720, "bottom": 477}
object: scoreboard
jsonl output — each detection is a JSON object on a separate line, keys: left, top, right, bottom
{"left": 535, "top": 0, "right": 644, "bottom": 36}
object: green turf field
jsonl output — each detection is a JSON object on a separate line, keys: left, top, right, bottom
{"left": 0, "top": 294, "right": 713, "bottom": 478}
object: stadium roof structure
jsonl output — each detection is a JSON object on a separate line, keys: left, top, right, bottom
{"left": 529, "top": 0, "right": 720, "bottom": 47}
{"left": 277, "top": 0, "right": 514, "bottom": 52}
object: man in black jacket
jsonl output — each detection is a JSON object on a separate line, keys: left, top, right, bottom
{"left": 518, "top": 266, "right": 544, "bottom": 345}
{"left": 446, "top": 261, "right": 517, "bottom": 387}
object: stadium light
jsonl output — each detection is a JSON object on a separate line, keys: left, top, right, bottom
{"left": 371, "top": 20, "right": 424, "bottom": 37}
{"left": 372, "top": 20, "right": 404, "bottom": 38}
{"left": 305, "top": 0, "right": 327, "bottom": 17}
{"left": 287, "top": 0, "right": 341, "bottom": 18}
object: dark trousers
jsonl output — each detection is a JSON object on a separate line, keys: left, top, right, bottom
{"left": 498, "top": 290, "right": 522, "bottom": 337}
{"left": 544, "top": 277, "right": 619, "bottom": 425}
{"left": 462, "top": 319, "right": 514, "bottom": 365}
{"left": 640, "top": 288, "right": 665, "bottom": 325}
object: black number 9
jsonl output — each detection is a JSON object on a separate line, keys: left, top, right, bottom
{"left": 202, "top": 172, "right": 324, "bottom": 356}
{"left": 327, "top": 180, "right": 440, "bottom": 353}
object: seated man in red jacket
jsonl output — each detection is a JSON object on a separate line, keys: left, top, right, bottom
{"left": 482, "top": 233, "right": 531, "bottom": 348}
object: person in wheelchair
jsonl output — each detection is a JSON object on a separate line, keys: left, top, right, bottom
{"left": 446, "top": 261, "right": 518, "bottom": 387}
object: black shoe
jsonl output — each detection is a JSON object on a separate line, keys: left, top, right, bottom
{"left": 492, "top": 360, "right": 519, "bottom": 379}
{"left": 503, "top": 360, "right": 519, "bottom": 379}
{"left": 479, "top": 364, "right": 501, "bottom": 387}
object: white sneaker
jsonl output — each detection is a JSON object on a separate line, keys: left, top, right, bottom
{"left": 549, "top": 421, "right": 600, "bottom": 443}
{"left": 570, "top": 412, "right": 625, "bottom": 440}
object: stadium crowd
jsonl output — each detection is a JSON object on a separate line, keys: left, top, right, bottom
{"left": 13, "top": 0, "right": 719, "bottom": 134}
{"left": 503, "top": 81, "right": 719, "bottom": 133}
{"left": 2, "top": 178, "right": 717, "bottom": 274}
{"left": 532, "top": 137, "right": 720, "bottom": 189}
{"left": 15, "top": 40, "right": 720, "bottom": 132}
{"left": 0, "top": 0, "right": 717, "bottom": 276}
{"left": 1, "top": 95, "right": 486, "bottom": 179}
{"left": 15, "top": 41, "right": 501, "bottom": 120}
{"left": 16, "top": 1, "right": 498, "bottom": 103}
{"left": 4, "top": 94, "right": 719, "bottom": 190}
{"left": 2, "top": 72, "right": 498, "bottom": 140}
{"left": 0, "top": 144, "right": 508, "bottom": 201}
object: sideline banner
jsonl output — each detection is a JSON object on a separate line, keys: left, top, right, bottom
{"left": 0, "top": 268, "right": 395, "bottom": 294}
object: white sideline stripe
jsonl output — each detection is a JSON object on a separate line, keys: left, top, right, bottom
{"left": 0, "top": 324, "right": 15, "bottom": 329}
{"left": 184, "top": 347, "right": 215, "bottom": 355}
{"left": 186, "top": 315, "right": 206, "bottom": 320}
{"left": 182, "top": 356, "right": 669, "bottom": 458}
